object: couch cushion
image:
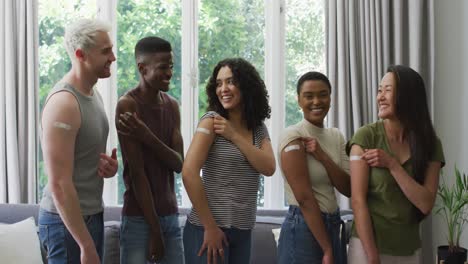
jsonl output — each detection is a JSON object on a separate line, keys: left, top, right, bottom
{"left": 0, "top": 217, "right": 44, "bottom": 264}
{"left": 251, "top": 221, "right": 282, "bottom": 264}
{"left": 103, "top": 221, "right": 121, "bottom": 264}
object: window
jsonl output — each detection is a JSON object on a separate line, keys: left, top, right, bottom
{"left": 37, "top": 0, "right": 326, "bottom": 209}
{"left": 285, "top": 0, "right": 325, "bottom": 127}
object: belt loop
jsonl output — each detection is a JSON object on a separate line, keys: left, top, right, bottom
{"left": 289, "top": 205, "right": 301, "bottom": 216}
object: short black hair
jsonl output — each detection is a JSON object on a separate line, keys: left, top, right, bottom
{"left": 206, "top": 58, "right": 271, "bottom": 130}
{"left": 296, "top": 71, "right": 332, "bottom": 95}
{"left": 134, "top": 36, "right": 171, "bottom": 61}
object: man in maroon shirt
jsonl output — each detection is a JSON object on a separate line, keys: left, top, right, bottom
{"left": 116, "top": 36, "right": 184, "bottom": 264}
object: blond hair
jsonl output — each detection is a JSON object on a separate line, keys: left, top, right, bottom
{"left": 64, "top": 18, "right": 111, "bottom": 59}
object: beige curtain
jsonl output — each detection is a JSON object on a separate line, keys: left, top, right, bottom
{"left": 0, "top": 0, "right": 39, "bottom": 203}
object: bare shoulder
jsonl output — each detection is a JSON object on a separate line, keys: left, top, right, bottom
{"left": 42, "top": 91, "right": 80, "bottom": 128}
{"left": 165, "top": 93, "right": 180, "bottom": 112}
{"left": 281, "top": 139, "right": 305, "bottom": 154}
{"left": 197, "top": 116, "right": 214, "bottom": 130}
{"left": 116, "top": 94, "right": 137, "bottom": 113}
{"left": 45, "top": 91, "right": 79, "bottom": 111}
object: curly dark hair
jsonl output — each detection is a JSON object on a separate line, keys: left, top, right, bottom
{"left": 206, "top": 58, "right": 271, "bottom": 130}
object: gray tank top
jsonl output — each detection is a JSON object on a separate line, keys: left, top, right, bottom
{"left": 40, "top": 82, "right": 109, "bottom": 216}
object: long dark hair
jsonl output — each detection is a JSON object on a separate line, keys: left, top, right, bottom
{"left": 388, "top": 65, "right": 437, "bottom": 184}
{"left": 206, "top": 58, "right": 271, "bottom": 130}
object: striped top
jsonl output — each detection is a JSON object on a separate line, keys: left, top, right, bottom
{"left": 187, "top": 111, "right": 270, "bottom": 230}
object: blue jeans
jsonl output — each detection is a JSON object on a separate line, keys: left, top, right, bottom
{"left": 183, "top": 220, "right": 252, "bottom": 264}
{"left": 278, "top": 205, "right": 345, "bottom": 264}
{"left": 120, "top": 214, "right": 184, "bottom": 264}
{"left": 38, "top": 209, "right": 104, "bottom": 264}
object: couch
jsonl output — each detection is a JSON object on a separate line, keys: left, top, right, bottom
{"left": 0, "top": 203, "right": 285, "bottom": 264}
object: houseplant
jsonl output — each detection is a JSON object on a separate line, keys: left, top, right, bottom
{"left": 436, "top": 166, "right": 468, "bottom": 264}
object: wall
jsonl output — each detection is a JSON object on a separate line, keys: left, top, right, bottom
{"left": 430, "top": 0, "right": 468, "bottom": 262}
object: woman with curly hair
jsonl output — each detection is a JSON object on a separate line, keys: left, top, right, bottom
{"left": 182, "top": 58, "right": 276, "bottom": 264}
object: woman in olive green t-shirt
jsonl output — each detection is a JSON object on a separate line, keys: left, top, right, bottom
{"left": 347, "top": 65, "right": 445, "bottom": 264}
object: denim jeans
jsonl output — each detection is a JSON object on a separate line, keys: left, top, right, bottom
{"left": 277, "top": 205, "right": 345, "bottom": 264}
{"left": 183, "top": 220, "right": 252, "bottom": 264}
{"left": 38, "top": 209, "right": 104, "bottom": 264}
{"left": 120, "top": 214, "right": 184, "bottom": 264}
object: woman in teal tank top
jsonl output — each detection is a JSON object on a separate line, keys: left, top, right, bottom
{"left": 347, "top": 65, "right": 445, "bottom": 264}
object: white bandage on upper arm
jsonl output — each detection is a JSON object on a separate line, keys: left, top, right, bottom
{"left": 284, "top": 144, "right": 300, "bottom": 152}
{"left": 350, "top": 155, "right": 362, "bottom": 161}
{"left": 53, "top": 121, "right": 71, "bottom": 131}
{"left": 196, "top": 127, "right": 210, "bottom": 135}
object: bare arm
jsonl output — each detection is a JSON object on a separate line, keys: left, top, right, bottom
{"left": 42, "top": 92, "right": 99, "bottom": 262}
{"left": 169, "top": 98, "right": 184, "bottom": 166}
{"left": 389, "top": 162, "right": 441, "bottom": 214}
{"left": 117, "top": 98, "right": 183, "bottom": 173}
{"left": 232, "top": 136, "right": 276, "bottom": 176}
{"left": 321, "top": 156, "right": 350, "bottom": 197}
{"left": 182, "top": 118, "right": 217, "bottom": 229}
{"left": 350, "top": 145, "right": 379, "bottom": 263}
{"left": 363, "top": 149, "right": 442, "bottom": 215}
{"left": 182, "top": 118, "right": 228, "bottom": 262}
{"left": 214, "top": 115, "right": 275, "bottom": 176}
{"left": 281, "top": 140, "right": 333, "bottom": 260}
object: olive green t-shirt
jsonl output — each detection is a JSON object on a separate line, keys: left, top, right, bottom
{"left": 347, "top": 120, "right": 445, "bottom": 256}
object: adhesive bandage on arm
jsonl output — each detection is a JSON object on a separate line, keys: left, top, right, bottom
{"left": 196, "top": 127, "right": 210, "bottom": 135}
{"left": 350, "top": 155, "right": 362, "bottom": 161}
{"left": 284, "top": 144, "right": 300, "bottom": 152}
{"left": 53, "top": 121, "right": 71, "bottom": 131}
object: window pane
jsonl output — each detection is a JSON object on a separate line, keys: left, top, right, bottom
{"left": 116, "top": 0, "right": 182, "bottom": 205}
{"left": 38, "top": 0, "right": 97, "bottom": 200}
{"left": 285, "top": 0, "right": 326, "bottom": 127}
{"left": 198, "top": 0, "right": 265, "bottom": 207}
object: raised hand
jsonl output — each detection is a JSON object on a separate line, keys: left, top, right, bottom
{"left": 118, "top": 112, "right": 151, "bottom": 141}
{"left": 98, "top": 148, "right": 118, "bottom": 178}
{"left": 362, "top": 148, "right": 397, "bottom": 169}
{"left": 213, "top": 115, "right": 236, "bottom": 141}
{"left": 301, "top": 137, "right": 327, "bottom": 162}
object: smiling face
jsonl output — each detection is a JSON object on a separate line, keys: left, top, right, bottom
{"left": 215, "top": 66, "right": 242, "bottom": 111}
{"left": 377, "top": 72, "right": 397, "bottom": 119}
{"left": 298, "top": 80, "right": 331, "bottom": 127}
{"left": 140, "top": 52, "right": 173, "bottom": 92}
{"left": 82, "top": 31, "right": 116, "bottom": 79}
